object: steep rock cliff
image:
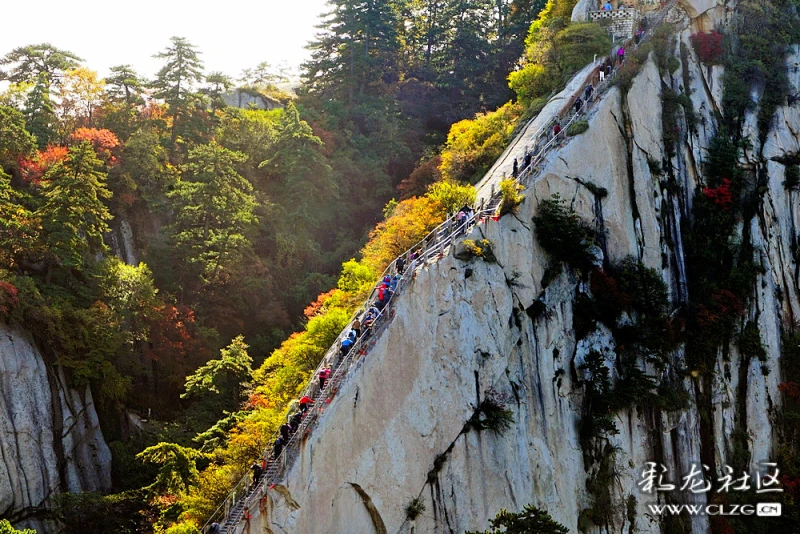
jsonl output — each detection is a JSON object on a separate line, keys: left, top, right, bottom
{"left": 243, "top": 5, "right": 799, "bottom": 534}
{"left": 0, "top": 323, "right": 112, "bottom": 530}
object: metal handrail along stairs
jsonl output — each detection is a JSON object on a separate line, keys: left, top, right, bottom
{"left": 203, "top": 5, "right": 678, "bottom": 531}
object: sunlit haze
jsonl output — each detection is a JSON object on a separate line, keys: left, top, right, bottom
{"left": 0, "top": 0, "right": 330, "bottom": 80}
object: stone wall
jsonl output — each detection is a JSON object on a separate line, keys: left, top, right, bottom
{"left": 589, "top": 8, "right": 640, "bottom": 39}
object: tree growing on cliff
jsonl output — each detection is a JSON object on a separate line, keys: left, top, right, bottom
{"left": 102, "top": 65, "right": 147, "bottom": 140}
{"left": 303, "top": 0, "right": 403, "bottom": 100}
{"left": 23, "top": 73, "right": 57, "bottom": 148}
{"left": 136, "top": 442, "right": 209, "bottom": 494}
{"left": 466, "top": 504, "right": 569, "bottom": 534}
{"left": 182, "top": 335, "right": 253, "bottom": 419}
{"left": 258, "top": 103, "right": 334, "bottom": 223}
{"left": 0, "top": 105, "right": 35, "bottom": 181}
{"left": 106, "top": 64, "right": 146, "bottom": 105}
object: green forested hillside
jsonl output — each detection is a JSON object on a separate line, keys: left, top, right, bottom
{"left": 0, "top": 0, "right": 623, "bottom": 530}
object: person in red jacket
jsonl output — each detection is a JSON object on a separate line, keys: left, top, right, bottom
{"left": 299, "top": 395, "right": 313, "bottom": 413}
{"left": 318, "top": 368, "right": 332, "bottom": 390}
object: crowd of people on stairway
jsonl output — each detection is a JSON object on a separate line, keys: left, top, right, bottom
{"left": 235, "top": 205, "right": 487, "bottom": 521}
{"left": 250, "top": 16, "right": 660, "bottom": 493}
{"left": 209, "top": 8, "right": 668, "bottom": 531}
{"left": 508, "top": 14, "right": 652, "bottom": 185}
{"left": 237, "top": 253, "right": 416, "bottom": 508}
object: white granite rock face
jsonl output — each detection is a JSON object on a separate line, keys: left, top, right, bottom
{"left": 0, "top": 323, "right": 111, "bottom": 529}
{"left": 242, "top": 9, "right": 799, "bottom": 534}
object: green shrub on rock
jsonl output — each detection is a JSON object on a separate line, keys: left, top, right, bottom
{"left": 534, "top": 193, "right": 594, "bottom": 270}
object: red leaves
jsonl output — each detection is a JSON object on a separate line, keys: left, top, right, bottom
{"left": 303, "top": 289, "right": 337, "bottom": 318}
{"left": 712, "top": 288, "right": 744, "bottom": 318}
{"left": 246, "top": 392, "right": 271, "bottom": 410}
{"left": 590, "top": 268, "right": 632, "bottom": 315}
{"left": 690, "top": 31, "right": 725, "bottom": 65}
{"left": 780, "top": 474, "right": 800, "bottom": 497}
{"left": 145, "top": 304, "right": 201, "bottom": 362}
{"left": 703, "top": 178, "right": 733, "bottom": 210}
{"left": 0, "top": 281, "right": 19, "bottom": 320}
{"left": 696, "top": 290, "right": 743, "bottom": 329}
{"left": 18, "top": 145, "right": 69, "bottom": 185}
{"left": 69, "top": 127, "right": 120, "bottom": 165}
{"left": 779, "top": 381, "right": 800, "bottom": 400}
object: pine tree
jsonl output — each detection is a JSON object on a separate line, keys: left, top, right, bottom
{"left": 0, "top": 105, "right": 36, "bottom": 168}
{"left": 0, "top": 43, "right": 82, "bottom": 86}
{"left": 37, "top": 141, "right": 113, "bottom": 277}
{"left": 258, "top": 103, "right": 334, "bottom": 222}
{"left": 304, "top": 0, "right": 404, "bottom": 100}
{"left": 103, "top": 65, "right": 147, "bottom": 140}
{"left": 167, "top": 142, "right": 257, "bottom": 290}
{"left": 106, "top": 64, "right": 146, "bottom": 106}
{"left": 151, "top": 37, "right": 205, "bottom": 148}
{"left": 23, "top": 73, "right": 58, "bottom": 148}
{"left": 201, "top": 71, "right": 233, "bottom": 115}
{"left": 182, "top": 335, "right": 253, "bottom": 413}
{"left": 466, "top": 504, "right": 569, "bottom": 534}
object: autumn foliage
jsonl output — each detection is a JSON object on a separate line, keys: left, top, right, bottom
{"left": 702, "top": 178, "right": 733, "bottom": 210}
{"left": 439, "top": 102, "right": 522, "bottom": 184}
{"left": 69, "top": 127, "right": 121, "bottom": 165}
{"left": 303, "top": 289, "right": 338, "bottom": 318}
{"left": 690, "top": 31, "right": 725, "bottom": 65}
{"left": 398, "top": 156, "right": 442, "bottom": 199}
{"left": 360, "top": 196, "right": 446, "bottom": 272}
{"left": 145, "top": 304, "right": 204, "bottom": 362}
{"left": 18, "top": 145, "right": 69, "bottom": 185}
{"left": 0, "top": 281, "right": 19, "bottom": 320}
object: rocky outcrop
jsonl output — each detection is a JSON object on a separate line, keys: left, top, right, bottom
{"left": 107, "top": 219, "right": 139, "bottom": 266}
{"left": 571, "top": 0, "right": 596, "bottom": 22}
{"left": 241, "top": 5, "right": 799, "bottom": 534}
{"left": 0, "top": 323, "right": 111, "bottom": 530}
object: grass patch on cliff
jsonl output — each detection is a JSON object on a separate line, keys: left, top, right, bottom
{"left": 0, "top": 520, "right": 36, "bottom": 534}
{"left": 465, "top": 389, "right": 515, "bottom": 434}
{"left": 405, "top": 497, "right": 426, "bottom": 520}
{"left": 458, "top": 239, "right": 497, "bottom": 263}
{"left": 566, "top": 119, "right": 589, "bottom": 136}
